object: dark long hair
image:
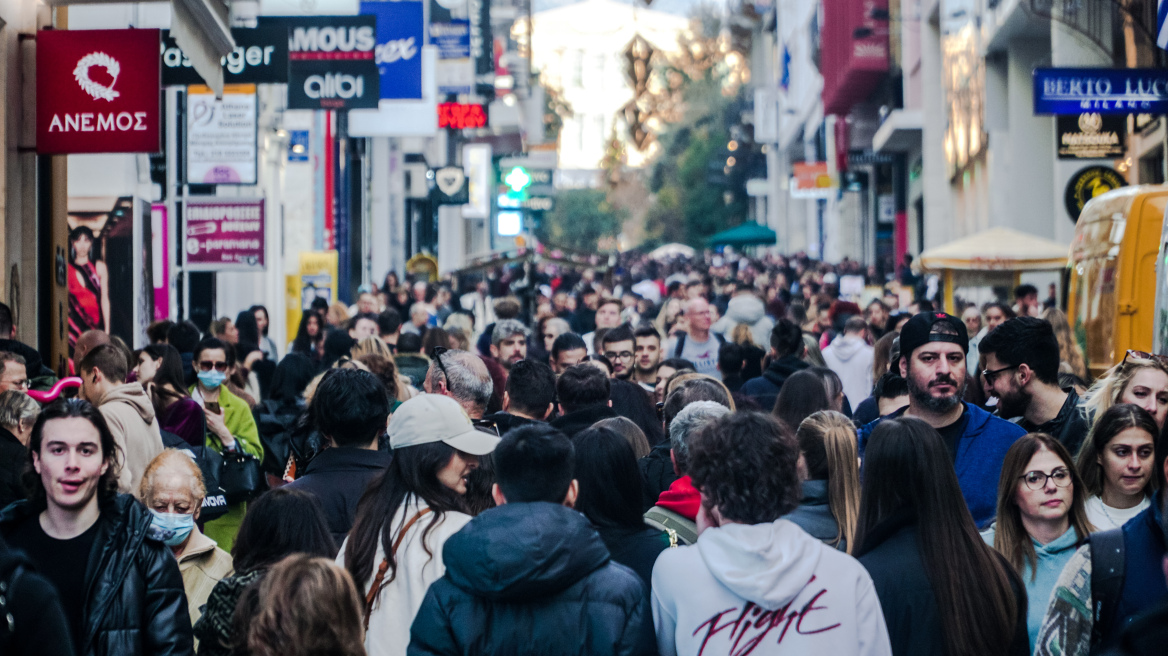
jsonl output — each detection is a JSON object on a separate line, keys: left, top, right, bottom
{"left": 1078, "top": 403, "right": 1161, "bottom": 498}
{"left": 232, "top": 487, "right": 337, "bottom": 575}
{"left": 235, "top": 310, "right": 262, "bottom": 349}
{"left": 141, "top": 344, "right": 190, "bottom": 417}
{"left": 772, "top": 369, "right": 830, "bottom": 432}
{"left": 572, "top": 426, "right": 645, "bottom": 529}
{"left": 344, "top": 441, "right": 470, "bottom": 597}
{"left": 25, "top": 399, "right": 121, "bottom": 508}
{"left": 854, "top": 417, "right": 1019, "bottom": 656}
{"left": 608, "top": 378, "right": 665, "bottom": 445}
{"left": 250, "top": 305, "right": 271, "bottom": 337}
{"left": 269, "top": 353, "right": 318, "bottom": 405}
{"left": 292, "top": 313, "right": 325, "bottom": 358}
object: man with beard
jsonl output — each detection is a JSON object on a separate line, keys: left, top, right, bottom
{"left": 490, "top": 320, "right": 529, "bottom": 380}
{"left": 857, "top": 312, "right": 1025, "bottom": 528}
{"left": 630, "top": 325, "right": 662, "bottom": 392}
{"left": 978, "top": 317, "right": 1089, "bottom": 455}
{"left": 599, "top": 324, "right": 635, "bottom": 380}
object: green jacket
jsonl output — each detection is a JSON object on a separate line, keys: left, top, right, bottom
{"left": 189, "top": 385, "right": 263, "bottom": 459}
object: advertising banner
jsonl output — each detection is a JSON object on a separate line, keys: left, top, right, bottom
{"left": 261, "top": 15, "right": 380, "bottom": 109}
{"left": 186, "top": 84, "right": 258, "bottom": 184}
{"left": 1057, "top": 112, "right": 1126, "bottom": 159}
{"left": 162, "top": 27, "right": 289, "bottom": 85}
{"left": 184, "top": 199, "right": 266, "bottom": 271}
{"left": 361, "top": 0, "right": 424, "bottom": 100}
{"left": 1034, "top": 68, "right": 1168, "bottom": 114}
{"left": 790, "top": 162, "right": 836, "bottom": 199}
{"left": 432, "top": 19, "right": 472, "bottom": 95}
{"left": 37, "top": 29, "right": 161, "bottom": 154}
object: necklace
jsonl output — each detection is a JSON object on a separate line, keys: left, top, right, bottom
{"left": 1098, "top": 497, "right": 1140, "bottom": 529}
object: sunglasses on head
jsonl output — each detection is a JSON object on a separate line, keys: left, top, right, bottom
{"left": 431, "top": 346, "right": 450, "bottom": 381}
{"left": 1123, "top": 350, "right": 1168, "bottom": 367}
{"left": 198, "top": 360, "right": 229, "bottom": 372}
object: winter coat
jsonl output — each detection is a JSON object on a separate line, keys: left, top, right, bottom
{"left": 712, "top": 294, "right": 775, "bottom": 347}
{"left": 784, "top": 479, "right": 845, "bottom": 550}
{"left": 0, "top": 535, "right": 77, "bottom": 656}
{"left": 395, "top": 354, "right": 432, "bottom": 389}
{"left": 95, "top": 382, "right": 165, "bottom": 494}
{"left": 0, "top": 494, "right": 194, "bottom": 656}
{"left": 175, "top": 526, "right": 233, "bottom": 628}
{"left": 858, "top": 403, "right": 1026, "bottom": 528}
{"left": 284, "top": 446, "right": 392, "bottom": 544}
{"left": 551, "top": 403, "right": 619, "bottom": 438}
{"left": 339, "top": 496, "right": 472, "bottom": 656}
{"left": 0, "top": 426, "right": 28, "bottom": 509}
{"left": 652, "top": 518, "right": 891, "bottom": 656}
{"left": 408, "top": 502, "right": 653, "bottom": 656}
{"left": 856, "top": 513, "right": 1028, "bottom": 656}
{"left": 595, "top": 524, "right": 670, "bottom": 590}
{"left": 822, "top": 334, "right": 875, "bottom": 411}
{"left": 982, "top": 524, "right": 1084, "bottom": 649}
{"left": 192, "top": 568, "right": 264, "bottom": 656}
{"left": 740, "top": 355, "right": 810, "bottom": 412}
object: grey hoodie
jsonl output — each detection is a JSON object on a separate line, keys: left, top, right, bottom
{"left": 96, "top": 382, "right": 164, "bottom": 494}
{"left": 714, "top": 294, "right": 774, "bottom": 346}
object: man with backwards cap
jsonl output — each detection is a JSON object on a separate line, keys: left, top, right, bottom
{"left": 857, "top": 312, "right": 1026, "bottom": 528}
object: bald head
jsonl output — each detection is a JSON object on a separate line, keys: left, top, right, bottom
{"left": 685, "top": 297, "right": 712, "bottom": 334}
{"left": 74, "top": 330, "right": 111, "bottom": 372}
{"left": 424, "top": 348, "right": 494, "bottom": 418}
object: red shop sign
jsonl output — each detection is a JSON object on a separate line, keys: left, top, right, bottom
{"left": 438, "top": 103, "right": 487, "bottom": 130}
{"left": 37, "top": 29, "right": 162, "bottom": 154}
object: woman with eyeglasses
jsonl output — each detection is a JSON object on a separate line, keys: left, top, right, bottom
{"left": 983, "top": 433, "right": 1094, "bottom": 650}
{"left": 1082, "top": 350, "right": 1168, "bottom": 429}
{"left": 1076, "top": 403, "right": 1160, "bottom": 531}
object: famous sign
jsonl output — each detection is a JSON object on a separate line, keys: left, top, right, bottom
{"left": 37, "top": 29, "right": 162, "bottom": 154}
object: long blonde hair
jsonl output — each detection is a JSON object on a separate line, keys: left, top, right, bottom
{"left": 1082, "top": 356, "right": 1168, "bottom": 423}
{"left": 1042, "top": 307, "right": 1088, "bottom": 381}
{"left": 731, "top": 323, "right": 756, "bottom": 347}
{"left": 795, "top": 410, "right": 861, "bottom": 553}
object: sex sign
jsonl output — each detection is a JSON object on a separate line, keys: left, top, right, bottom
{"left": 37, "top": 28, "right": 162, "bottom": 154}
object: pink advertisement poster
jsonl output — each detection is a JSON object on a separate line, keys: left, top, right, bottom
{"left": 184, "top": 198, "right": 265, "bottom": 271}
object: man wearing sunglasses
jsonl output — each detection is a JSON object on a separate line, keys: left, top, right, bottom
{"left": 979, "top": 317, "right": 1090, "bottom": 455}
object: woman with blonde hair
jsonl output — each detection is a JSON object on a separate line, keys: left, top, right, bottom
{"left": 327, "top": 301, "right": 352, "bottom": 328}
{"left": 1042, "top": 307, "right": 1088, "bottom": 381}
{"left": 243, "top": 554, "right": 366, "bottom": 656}
{"left": 789, "top": 410, "right": 861, "bottom": 552}
{"left": 801, "top": 333, "right": 827, "bottom": 367}
{"left": 1082, "top": 350, "right": 1168, "bottom": 429}
{"left": 730, "top": 323, "right": 766, "bottom": 381}
{"left": 984, "top": 433, "right": 1093, "bottom": 649}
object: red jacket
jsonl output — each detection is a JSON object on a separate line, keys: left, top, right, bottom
{"left": 656, "top": 475, "right": 700, "bottom": 520}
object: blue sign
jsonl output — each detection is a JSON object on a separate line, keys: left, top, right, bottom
{"left": 288, "top": 130, "right": 310, "bottom": 162}
{"left": 1034, "top": 68, "right": 1168, "bottom": 114}
{"left": 431, "top": 20, "right": 470, "bottom": 60}
{"left": 361, "top": 0, "right": 424, "bottom": 100}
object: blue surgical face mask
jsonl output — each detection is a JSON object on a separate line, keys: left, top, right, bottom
{"left": 197, "top": 369, "right": 227, "bottom": 389}
{"left": 148, "top": 510, "right": 196, "bottom": 547}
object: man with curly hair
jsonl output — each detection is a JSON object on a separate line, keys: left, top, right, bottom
{"left": 650, "top": 412, "right": 892, "bottom": 655}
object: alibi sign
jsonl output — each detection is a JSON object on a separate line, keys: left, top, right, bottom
{"left": 37, "top": 29, "right": 162, "bottom": 154}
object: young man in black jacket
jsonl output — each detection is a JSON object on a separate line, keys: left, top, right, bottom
{"left": 550, "top": 364, "right": 617, "bottom": 437}
{"left": 0, "top": 399, "right": 192, "bottom": 656}
{"left": 284, "top": 367, "right": 392, "bottom": 544}
{"left": 408, "top": 424, "right": 653, "bottom": 656}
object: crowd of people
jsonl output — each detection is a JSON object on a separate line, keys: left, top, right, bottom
{"left": 0, "top": 248, "right": 1164, "bottom": 656}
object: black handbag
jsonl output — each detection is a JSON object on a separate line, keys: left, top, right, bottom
{"left": 217, "top": 449, "right": 266, "bottom": 504}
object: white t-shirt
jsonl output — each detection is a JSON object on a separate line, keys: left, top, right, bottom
{"left": 664, "top": 333, "right": 722, "bottom": 379}
{"left": 1084, "top": 495, "right": 1150, "bottom": 531}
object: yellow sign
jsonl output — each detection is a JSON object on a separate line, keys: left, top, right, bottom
{"left": 407, "top": 253, "right": 439, "bottom": 282}
{"left": 288, "top": 251, "right": 338, "bottom": 337}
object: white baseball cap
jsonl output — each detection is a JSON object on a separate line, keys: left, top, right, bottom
{"left": 388, "top": 394, "right": 500, "bottom": 455}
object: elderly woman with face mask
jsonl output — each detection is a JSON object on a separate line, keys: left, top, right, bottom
{"left": 139, "top": 449, "right": 233, "bottom": 632}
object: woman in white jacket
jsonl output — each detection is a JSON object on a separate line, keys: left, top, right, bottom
{"left": 338, "top": 394, "right": 499, "bottom": 656}
{"left": 651, "top": 411, "right": 892, "bottom": 656}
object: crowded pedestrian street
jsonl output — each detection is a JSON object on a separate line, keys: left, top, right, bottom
{"left": 1, "top": 0, "right": 1168, "bottom": 654}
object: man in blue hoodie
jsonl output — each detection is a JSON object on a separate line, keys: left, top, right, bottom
{"left": 408, "top": 424, "right": 653, "bottom": 656}
{"left": 857, "top": 312, "right": 1024, "bottom": 528}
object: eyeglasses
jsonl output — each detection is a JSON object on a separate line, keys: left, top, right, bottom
{"left": 1019, "top": 468, "right": 1072, "bottom": 490}
{"left": 981, "top": 364, "right": 1018, "bottom": 384}
{"left": 1123, "top": 350, "right": 1168, "bottom": 367}
{"left": 471, "top": 418, "right": 501, "bottom": 437}
{"left": 431, "top": 346, "right": 450, "bottom": 382}
{"left": 603, "top": 351, "right": 635, "bottom": 362}
{"left": 655, "top": 401, "right": 665, "bottom": 421}
{"left": 3, "top": 378, "right": 28, "bottom": 390}
{"left": 198, "top": 360, "right": 229, "bottom": 373}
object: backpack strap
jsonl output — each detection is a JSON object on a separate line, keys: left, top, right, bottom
{"left": 364, "top": 508, "right": 432, "bottom": 630}
{"left": 644, "top": 506, "right": 697, "bottom": 545}
{"left": 673, "top": 333, "right": 687, "bottom": 359}
{"left": 1088, "top": 528, "right": 1126, "bottom": 648}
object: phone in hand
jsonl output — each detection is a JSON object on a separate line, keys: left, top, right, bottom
{"left": 204, "top": 401, "right": 221, "bottom": 414}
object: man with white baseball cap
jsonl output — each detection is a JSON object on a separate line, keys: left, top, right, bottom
{"left": 388, "top": 393, "right": 501, "bottom": 455}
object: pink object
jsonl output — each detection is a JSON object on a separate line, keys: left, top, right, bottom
{"left": 27, "top": 377, "right": 82, "bottom": 403}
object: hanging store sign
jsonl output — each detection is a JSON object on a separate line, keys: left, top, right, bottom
{"left": 1064, "top": 166, "right": 1127, "bottom": 222}
{"left": 438, "top": 103, "right": 487, "bottom": 129}
{"left": 433, "top": 166, "right": 469, "bottom": 204}
{"left": 260, "top": 15, "right": 379, "bottom": 110}
{"left": 1034, "top": 68, "right": 1168, "bottom": 114}
{"left": 161, "top": 27, "right": 289, "bottom": 86}
{"left": 498, "top": 194, "right": 555, "bottom": 212}
{"left": 186, "top": 84, "right": 258, "bottom": 185}
{"left": 184, "top": 199, "right": 266, "bottom": 271}
{"left": 37, "top": 29, "right": 162, "bottom": 154}
{"left": 789, "top": 162, "right": 836, "bottom": 199}
{"left": 1056, "top": 113, "right": 1126, "bottom": 159}
{"left": 432, "top": 20, "right": 472, "bottom": 94}
{"left": 361, "top": 0, "right": 424, "bottom": 100}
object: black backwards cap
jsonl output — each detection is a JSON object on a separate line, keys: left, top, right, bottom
{"left": 898, "top": 312, "right": 969, "bottom": 360}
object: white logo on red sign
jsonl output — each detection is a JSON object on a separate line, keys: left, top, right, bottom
{"left": 73, "top": 52, "right": 121, "bottom": 101}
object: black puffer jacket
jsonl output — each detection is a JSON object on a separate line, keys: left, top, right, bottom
{"left": 0, "top": 494, "right": 194, "bottom": 656}
{"left": 408, "top": 502, "right": 653, "bottom": 656}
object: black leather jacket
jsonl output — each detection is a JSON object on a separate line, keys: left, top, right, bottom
{"left": 0, "top": 494, "right": 194, "bottom": 656}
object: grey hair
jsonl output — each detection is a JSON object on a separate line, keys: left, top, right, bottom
{"left": 492, "top": 319, "right": 530, "bottom": 346}
{"left": 669, "top": 400, "right": 731, "bottom": 474}
{"left": 0, "top": 389, "right": 39, "bottom": 432}
{"left": 427, "top": 349, "right": 493, "bottom": 414}
{"left": 543, "top": 317, "right": 570, "bottom": 336}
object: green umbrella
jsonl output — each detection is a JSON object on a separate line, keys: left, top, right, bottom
{"left": 706, "top": 222, "right": 778, "bottom": 247}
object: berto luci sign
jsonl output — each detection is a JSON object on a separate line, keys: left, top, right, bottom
{"left": 37, "top": 29, "right": 162, "bottom": 154}
{"left": 1034, "top": 68, "right": 1168, "bottom": 114}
